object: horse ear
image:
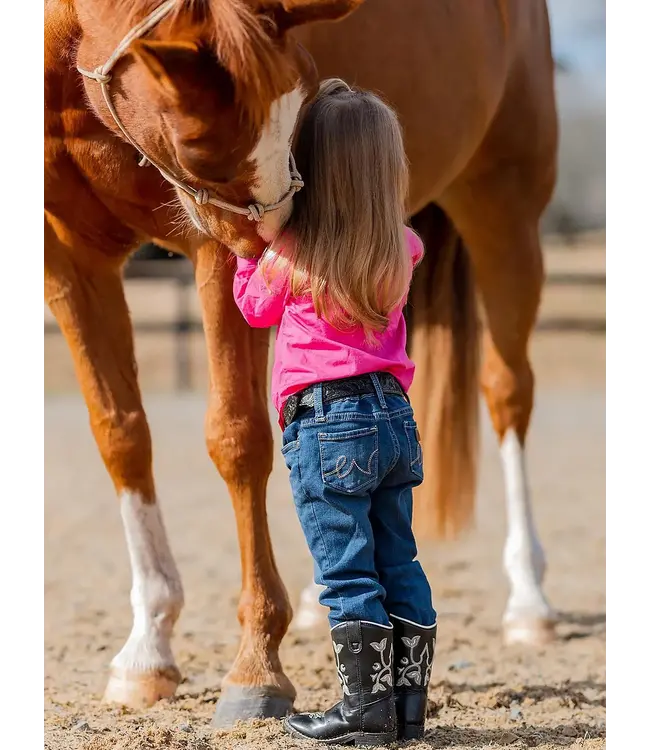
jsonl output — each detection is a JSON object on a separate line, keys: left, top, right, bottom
{"left": 261, "top": 0, "right": 365, "bottom": 33}
{"left": 130, "top": 40, "right": 200, "bottom": 104}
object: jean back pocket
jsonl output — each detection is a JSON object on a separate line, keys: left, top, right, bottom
{"left": 318, "top": 425, "right": 379, "bottom": 495}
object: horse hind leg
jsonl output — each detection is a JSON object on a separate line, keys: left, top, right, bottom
{"left": 483, "top": 260, "right": 557, "bottom": 646}
{"left": 443, "top": 169, "right": 557, "bottom": 646}
{"left": 45, "top": 226, "right": 184, "bottom": 706}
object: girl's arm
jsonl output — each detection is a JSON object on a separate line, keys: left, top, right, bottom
{"left": 233, "top": 256, "right": 289, "bottom": 328}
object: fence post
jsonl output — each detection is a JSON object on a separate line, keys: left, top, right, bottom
{"left": 175, "top": 275, "right": 192, "bottom": 391}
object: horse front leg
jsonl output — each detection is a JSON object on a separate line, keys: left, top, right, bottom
{"left": 45, "top": 230, "right": 184, "bottom": 707}
{"left": 195, "top": 245, "right": 295, "bottom": 727}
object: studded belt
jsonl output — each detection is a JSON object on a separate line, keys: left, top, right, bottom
{"left": 281, "top": 372, "right": 406, "bottom": 428}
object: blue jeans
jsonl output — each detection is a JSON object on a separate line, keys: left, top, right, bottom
{"left": 282, "top": 373, "right": 436, "bottom": 628}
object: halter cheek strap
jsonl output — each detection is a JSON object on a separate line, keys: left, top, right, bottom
{"left": 77, "top": 0, "right": 304, "bottom": 223}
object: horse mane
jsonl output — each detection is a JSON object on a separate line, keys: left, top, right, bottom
{"left": 111, "top": 0, "right": 298, "bottom": 127}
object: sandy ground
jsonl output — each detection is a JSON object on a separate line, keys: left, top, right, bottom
{"left": 44, "top": 237, "right": 605, "bottom": 750}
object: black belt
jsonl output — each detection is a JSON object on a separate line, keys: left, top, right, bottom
{"left": 282, "top": 372, "right": 406, "bottom": 427}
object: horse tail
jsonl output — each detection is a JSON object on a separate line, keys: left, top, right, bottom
{"left": 407, "top": 203, "right": 481, "bottom": 540}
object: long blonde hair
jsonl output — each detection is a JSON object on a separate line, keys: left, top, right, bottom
{"left": 260, "top": 78, "right": 413, "bottom": 342}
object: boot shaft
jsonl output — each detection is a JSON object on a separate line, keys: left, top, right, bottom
{"left": 391, "top": 616, "right": 437, "bottom": 691}
{"left": 390, "top": 615, "right": 437, "bottom": 740}
{"left": 331, "top": 620, "right": 395, "bottom": 708}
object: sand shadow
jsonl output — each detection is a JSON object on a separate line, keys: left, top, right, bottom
{"left": 557, "top": 610, "right": 606, "bottom": 627}
{"left": 417, "top": 721, "right": 605, "bottom": 747}
{"left": 556, "top": 610, "right": 606, "bottom": 641}
{"left": 427, "top": 678, "right": 605, "bottom": 715}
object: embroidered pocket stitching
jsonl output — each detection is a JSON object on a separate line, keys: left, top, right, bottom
{"left": 322, "top": 449, "right": 379, "bottom": 479}
{"left": 318, "top": 426, "right": 379, "bottom": 493}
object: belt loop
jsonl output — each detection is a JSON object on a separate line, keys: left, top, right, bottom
{"left": 369, "top": 372, "right": 388, "bottom": 410}
{"left": 313, "top": 382, "right": 326, "bottom": 422}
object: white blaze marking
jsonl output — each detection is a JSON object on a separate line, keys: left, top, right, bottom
{"left": 110, "top": 492, "right": 184, "bottom": 673}
{"left": 500, "top": 430, "right": 554, "bottom": 624}
{"left": 251, "top": 87, "right": 306, "bottom": 243}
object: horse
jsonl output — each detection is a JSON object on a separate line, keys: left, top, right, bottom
{"left": 45, "top": 0, "right": 558, "bottom": 728}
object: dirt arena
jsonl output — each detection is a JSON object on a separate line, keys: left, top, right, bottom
{"left": 45, "top": 235, "right": 605, "bottom": 750}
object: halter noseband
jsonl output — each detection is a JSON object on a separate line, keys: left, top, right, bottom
{"left": 77, "top": 0, "right": 304, "bottom": 223}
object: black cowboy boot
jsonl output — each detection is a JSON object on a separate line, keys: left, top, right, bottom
{"left": 284, "top": 621, "right": 397, "bottom": 745}
{"left": 390, "top": 615, "right": 437, "bottom": 740}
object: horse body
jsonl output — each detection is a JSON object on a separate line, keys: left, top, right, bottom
{"left": 45, "top": 0, "right": 558, "bottom": 727}
{"left": 295, "top": 0, "right": 511, "bottom": 210}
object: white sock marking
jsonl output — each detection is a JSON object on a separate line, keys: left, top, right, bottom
{"left": 111, "top": 492, "right": 184, "bottom": 674}
{"left": 500, "top": 430, "right": 554, "bottom": 624}
{"left": 294, "top": 580, "right": 327, "bottom": 630}
{"left": 250, "top": 87, "right": 305, "bottom": 243}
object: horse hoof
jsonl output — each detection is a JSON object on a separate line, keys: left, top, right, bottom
{"left": 503, "top": 618, "right": 557, "bottom": 646}
{"left": 212, "top": 685, "right": 294, "bottom": 728}
{"left": 103, "top": 666, "right": 181, "bottom": 708}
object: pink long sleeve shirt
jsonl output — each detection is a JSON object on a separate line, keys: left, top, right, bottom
{"left": 233, "top": 226, "right": 424, "bottom": 427}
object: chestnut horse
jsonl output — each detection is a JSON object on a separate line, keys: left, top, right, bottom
{"left": 45, "top": 0, "right": 558, "bottom": 728}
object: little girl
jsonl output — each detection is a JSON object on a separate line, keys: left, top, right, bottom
{"left": 233, "top": 79, "right": 437, "bottom": 745}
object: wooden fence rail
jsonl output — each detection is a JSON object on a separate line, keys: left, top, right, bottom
{"left": 44, "top": 258, "right": 606, "bottom": 391}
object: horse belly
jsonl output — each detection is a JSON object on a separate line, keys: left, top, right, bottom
{"left": 294, "top": 0, "right": 512, "bottom": 211}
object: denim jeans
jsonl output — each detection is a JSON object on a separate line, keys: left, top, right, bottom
{"left": 282, "top": 373, "right": 436, "bottom": 628}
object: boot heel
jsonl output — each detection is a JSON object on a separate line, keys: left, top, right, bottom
{"left": 401, "top": 723, "right": 425, "bottom": 740}
{"left": 354, "top": 730, "right": 398, "bottom": 746}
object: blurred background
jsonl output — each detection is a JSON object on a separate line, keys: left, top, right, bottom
{"left": 544, "top": 0, "right": 605, "bottom": 235}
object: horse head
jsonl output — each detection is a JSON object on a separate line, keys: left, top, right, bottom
{"left": 77, "top": 0, "right": 364, "bottom": 256}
